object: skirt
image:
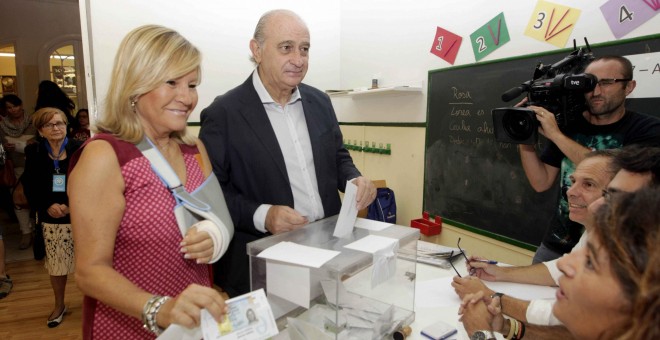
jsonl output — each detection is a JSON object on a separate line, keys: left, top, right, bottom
{"left": 42, "top": 222, "right": 75, "bottom": 276}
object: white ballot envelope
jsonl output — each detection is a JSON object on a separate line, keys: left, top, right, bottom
{"left": 333, "top": 180, "right": 358, "bottom": 238}
{"left": 201, "top": 289, "right": 278, "bottom": 340}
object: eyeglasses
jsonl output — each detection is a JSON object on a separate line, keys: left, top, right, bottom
{"left": 43, "top": 122, "right": 66, "bottom": 130}
{"left": 448, "top": 238, "right": 470, "bottom": 278}
{"left": 448, "top": 250, "right": 462, "bottom": 277}
{"left": 596, "top": 78, "right": 631, "bottom": 88}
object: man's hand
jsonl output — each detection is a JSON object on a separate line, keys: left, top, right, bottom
{"left": 451, "top": 275, "right": 495, "bottom": 300}
{"left": 352, "top": 176, "right": 376, "bottom": 210}
{"left": 265, "top": 205, "right": 308, "bottom": 234}
{"left": 527, "top": 105, "right": 562, "bottom": 141}
{"left": 458, "top": 291, "right": 506, "bottom": 335}
{"left": 466, "top": 255, "right": 502, "bottom": 281}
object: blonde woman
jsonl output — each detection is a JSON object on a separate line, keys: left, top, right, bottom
{"left": 69, "top": 25, "right": 227, "bottom": 339}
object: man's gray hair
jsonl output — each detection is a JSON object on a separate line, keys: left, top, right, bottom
{"left": 249, "top": 9, "right": 306, "bottom": 65}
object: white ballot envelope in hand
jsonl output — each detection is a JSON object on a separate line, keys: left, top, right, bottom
{"left": 333, "top": 180, "right": 358, "bottom": 238}
{"left": 201, "top": 289, "right": 278, "bottom": 340}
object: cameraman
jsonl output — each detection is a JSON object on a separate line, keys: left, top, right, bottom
{"left": 519, "top": 55, "right": 660, "bottom": 263}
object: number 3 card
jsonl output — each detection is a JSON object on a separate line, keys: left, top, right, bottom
{"left": 525, "top": 0, "right": 581, "bottom": 48}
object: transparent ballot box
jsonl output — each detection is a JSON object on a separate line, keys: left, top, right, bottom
{"left": 247, "top": 215, "right": 419, "bottom": 339}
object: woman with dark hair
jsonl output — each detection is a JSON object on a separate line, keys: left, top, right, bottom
{"left": 0, "top": 94, "right": 37, "bottom": 249}
{"left": 458, "top": 187, "right": 660, "bottom": 339}
{"left": 34, "top": 80, "right": 79, "bottom": 135}
{"left": 71, "top": 108, "right": 90, "bottom": 142}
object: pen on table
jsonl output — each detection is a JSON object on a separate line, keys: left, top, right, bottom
{"left": 470, "top": 259, "right": 498, "bottom": 265}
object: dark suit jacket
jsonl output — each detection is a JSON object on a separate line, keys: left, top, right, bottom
{"left": 199, "top": 74, "right": 361, "bottom": 296}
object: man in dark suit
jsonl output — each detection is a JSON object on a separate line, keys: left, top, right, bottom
{"left": 199, "top": 9, "right": 376, "bottom": 297}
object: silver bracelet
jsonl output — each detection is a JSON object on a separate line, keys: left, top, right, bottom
{"left": 142, "top": 295, "right": 171, "bottom": 335}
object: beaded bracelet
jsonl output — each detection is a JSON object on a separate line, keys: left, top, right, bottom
{"left": 142, "top": 295, "right": 171, "bottom": 335}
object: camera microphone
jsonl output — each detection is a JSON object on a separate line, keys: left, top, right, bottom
{"left": 501, "top": 87, "right": 524, "bottom": 102}
{"left": 501, "top": 80, "right": 532, "bottom": 102}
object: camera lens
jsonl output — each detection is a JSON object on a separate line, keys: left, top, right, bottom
{"left": 503, "top": 110, "right": 535, "bottom": 141}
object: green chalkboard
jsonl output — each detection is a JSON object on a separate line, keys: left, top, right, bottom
{"left": 425, "top": 34, "right": 660, "bottom": 250}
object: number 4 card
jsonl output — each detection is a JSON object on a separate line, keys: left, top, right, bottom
{"left": 600, "top": 0, "right": 660, "bottom": 39}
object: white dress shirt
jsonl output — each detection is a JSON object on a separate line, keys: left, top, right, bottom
{"left": 251, "top": 71, "right": 325, "bottom": 232}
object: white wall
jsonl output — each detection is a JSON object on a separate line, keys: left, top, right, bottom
{"left": 80, "top": 0, "right": 341, "bottom": 122}
{"left": 334, "top": 0, "right": 660, "bottom": 122}
{"left": 81, "top": 0, "right": 660, "bottom": 123}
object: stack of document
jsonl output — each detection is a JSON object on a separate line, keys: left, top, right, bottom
{"left": 399, "top": 241, "right": 461, "bottom": 269}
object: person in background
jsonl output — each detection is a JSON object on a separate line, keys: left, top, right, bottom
{"left": 68, "top": 25, "right": 227, "bottom": 339}
{"left": 0, "top": 232, "right": 11, "bottom": 299}
{"left": 71, "top": 108, "right": 90, "bottom": 142}
{"left": 519, "top": 55, "right": 660, "bottom": 263}
{"left": 0, "top": 94, "right": 37, "bottom": 250}
{"left": 459, "top": 187, "right": 660, "bottom": 339}
{"left": 34, "top": 80, "right": 79, "bottom": 136}
{"left": 199, "top": 9, "right": 376, "bottom": 297}
{"left": 23, "top": 107, "right": 81, "bottom": 327}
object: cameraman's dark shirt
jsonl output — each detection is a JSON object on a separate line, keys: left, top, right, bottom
{"left": 539, "top": 110, "right": 660, "bottom": 254}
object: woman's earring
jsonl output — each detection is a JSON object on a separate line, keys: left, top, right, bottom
{"left": 130, "top": 98, "right": 138, "bottom": 113}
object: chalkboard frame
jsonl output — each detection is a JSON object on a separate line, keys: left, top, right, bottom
{"left": 424, "top": 33, "right": 660, "bottom": 251}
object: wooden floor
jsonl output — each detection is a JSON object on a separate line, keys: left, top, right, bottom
{"left": 0, "top": 259, "right": 83, "bottom": 339}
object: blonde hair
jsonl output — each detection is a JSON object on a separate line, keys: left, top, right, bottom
{"left": 95, "top": 24, "right": 201, "bottom": 144}
{"left": 32, "top": 107, "right": 68, "bottom": 130}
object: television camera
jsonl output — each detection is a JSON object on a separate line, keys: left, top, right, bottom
{"left": 492, "top": 39, "right": 597, "bottom": 144}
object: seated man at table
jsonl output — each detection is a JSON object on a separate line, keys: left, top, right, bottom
{"left": 452, "top": 145, "right": 660, "bottom": 326}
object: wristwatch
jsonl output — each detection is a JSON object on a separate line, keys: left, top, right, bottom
{"left": 470, "top": 330, "right": 495, "bottom": 340}
{"left": 491, "top": 292, "right": 504, "bottom": 309}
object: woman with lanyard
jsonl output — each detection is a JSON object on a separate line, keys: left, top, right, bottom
{"left": 23, "top": 107, "right": 82, "bottom": 328}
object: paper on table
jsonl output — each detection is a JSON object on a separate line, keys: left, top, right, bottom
{"left": 343, "top": 235, "right": 399, "bottom": 254}
{"left": 354, "top": 217, "right": 392, "bottom": 231}
{"left": 267, "top": 262, "right": 310, "bottom": 309}
{"left": 257, "top": 241, "right": 340, "bottom": 268}
{"left": 333, "top": 180, "right": 358, "bottom": 238}
{"left": 415, "top": 276, "right": 462, "bottom": 309}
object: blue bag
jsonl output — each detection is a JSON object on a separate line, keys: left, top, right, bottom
{"left": 367, "top": 187, "right": 397, "bottom": 224}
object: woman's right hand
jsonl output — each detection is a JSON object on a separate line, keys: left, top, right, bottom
{"left": 157, "top": 284, "right": 228, "bottom": 329}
